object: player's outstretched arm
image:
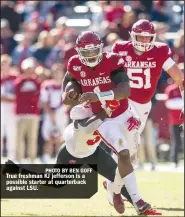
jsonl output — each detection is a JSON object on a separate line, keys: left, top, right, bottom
{"left": 167, "top": 63, "right": 184, "bottom": 113}
{"left": 166, "top": 63, "right": 184, "bottom": 117}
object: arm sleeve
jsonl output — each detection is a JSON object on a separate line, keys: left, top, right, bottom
{"left": 162, "top": 57, "right": 175, "bottom": 71}
{"left": 110, "top": 67, "right": 129, "bottom": 85}
{"left": 161, "top": 46, "right": 175, "bottom": 71}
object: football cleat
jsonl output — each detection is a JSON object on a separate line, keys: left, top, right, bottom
{"left": 113, "top": 193, "right": 125, "bottom": 214}
{"left": 103, "top": 180, "right": 125, "bottom": 214}
{"left": 142, "top": 208, "right": 162, "bottom": 216}
{"left": 103, "top": 180, "right": 128, "bottom": 205}
{"left": 134, "top": 199, "right": 152, "bottom": 215}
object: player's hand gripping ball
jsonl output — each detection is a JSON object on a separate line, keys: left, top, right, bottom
{"left": 78, "top": 92, "right": 99, "bottom": 103}
{"left": 64, "top": 81, "right": 82, "bottom": 101}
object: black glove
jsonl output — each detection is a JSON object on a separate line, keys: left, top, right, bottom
{"left": 3, "top": 160, "right": 20, "bottom": 175}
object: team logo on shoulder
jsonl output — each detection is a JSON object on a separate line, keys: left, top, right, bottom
{"left": 126, "top": 56, "right": 132, "bottom": 62}
{"left": 73, "top": 66, "right": 82, "bottom": 71}
{"left": 80, "top": 71, "right": 86, "bottom": 78}
{"left": 118, "top": 58, "right": 124, "bottom": 65}
{"left": 119, "top": 51, "right": 128, "bottom": 56}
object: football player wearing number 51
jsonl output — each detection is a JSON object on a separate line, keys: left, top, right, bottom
{"left": 112, "top": 19, "right": 184, "bottom": 138}
{"left": 105, "top": 20, "right": 184, "bottom": 210}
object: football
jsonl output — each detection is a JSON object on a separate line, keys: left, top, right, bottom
{"left": 65, "top": 80, "right": 82, "bottom": 100}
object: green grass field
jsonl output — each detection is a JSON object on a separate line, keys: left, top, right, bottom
{"left": 1, "top": 171, "right": 184, "bottom": 216}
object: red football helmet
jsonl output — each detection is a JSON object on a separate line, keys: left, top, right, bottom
{"left": 130, "top": 19, "right": 156, "bottom": 52}
{"left": 75, "top": 31, "right": 103, "bottom": 67}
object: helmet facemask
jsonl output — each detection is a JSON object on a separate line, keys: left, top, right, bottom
{"left": 76, "top": 43, "right": 103, "bottom": 67}
{"left": 130, "top": 31, "right": 156, "bottom": 52}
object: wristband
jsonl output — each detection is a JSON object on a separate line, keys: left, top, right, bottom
{"left": 96, "top": 90, "right": 114, "bottom": 102}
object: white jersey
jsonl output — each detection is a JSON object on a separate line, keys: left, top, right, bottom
{"left": 63, "top": 122, "right": 102, "bottom": 158}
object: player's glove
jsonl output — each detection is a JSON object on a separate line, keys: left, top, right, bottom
{"left": 3, "top": 160, "right": 20, "bottom": 175}
{"left": 127, "top": 116, "right": 141, "bottom": 131}
{"left": 103, "top": 100, "right": 120, "bottom": 117}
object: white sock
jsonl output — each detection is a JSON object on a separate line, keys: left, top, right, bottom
{"left": 123, "top": 171, "right": 141, "bottom": 203}
{"left": 112, "top": 168, "right": 124, "bottom": 194}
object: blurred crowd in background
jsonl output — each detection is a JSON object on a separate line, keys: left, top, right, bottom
{"left": 1, "top": 0, "right": 184, "bottom": 169}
